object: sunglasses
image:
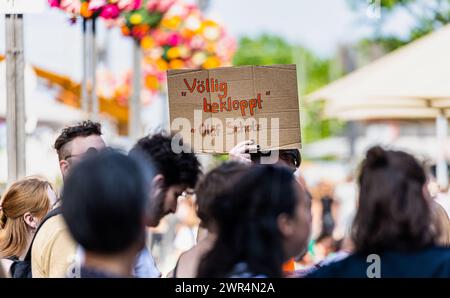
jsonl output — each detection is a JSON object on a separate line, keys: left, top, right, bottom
{"left": 64, "top": 147, "right": 100, "bottom": 161}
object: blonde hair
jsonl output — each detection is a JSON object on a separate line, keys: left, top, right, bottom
{"left": 0, "top": 177, "right": 53, "bottom": 258}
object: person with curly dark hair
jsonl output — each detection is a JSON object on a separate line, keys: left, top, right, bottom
{"left": 128, "top": 133, "right": 202, "bottom": 277}
{"left": 129, "top": 133, "right": 202, "bottom": 228}
{"left": 307, "top": 146, "right": 450, "bottom": 278}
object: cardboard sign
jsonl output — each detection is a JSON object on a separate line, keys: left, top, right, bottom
{"left": 167, "top": 64, "right": 302, "bottom": 153}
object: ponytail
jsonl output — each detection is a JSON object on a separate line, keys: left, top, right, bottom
{"left": 0, "top": 207, "right": 7, "bottom": 229}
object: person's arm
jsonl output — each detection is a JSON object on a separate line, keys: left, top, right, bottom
{"left": 0, "top": 259, "right": 11, "bottom": 278}
{"left": 229, "top": 140, "right": 258, "bottom": 164}
{"left": 134, "top": 247, "right": 161, "bottom": 278}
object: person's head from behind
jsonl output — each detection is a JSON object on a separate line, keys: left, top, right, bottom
{"left": 352, "top": 146, "right": 436, "bottom": 253}
{"left": 197, "top": 165, "right": 311, "bottom": 278}
{"left": 251, "top": 149, "right": 301, "bottom": 173}
{"left": 54, "top": 120, "right": 106, "bottom": 179}
{"left": 279, "top": 149, "right": 301, "bottom": 172}
{"left": 196, "top": 162, "right": 250, "bottom": 232}
{"left": 62, "top": 150, "right": 151, "bottom": 275}
{"left": 129, "top": 133, "right": 201, "bottom": 227}
{"left": 0, "top": 177, "right": 56, "bottom": 258}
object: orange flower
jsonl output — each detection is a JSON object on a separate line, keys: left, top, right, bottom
{"left": 121, "top": 25, "right": 130, "bottom": 36}
{"left": 145, "top": 75, "right": 159, "bottom": 91}
{"left": 202, "top": 19, "right": 218, "bottom": 29}
{"left": 167, "top": 47, "right": 181, "bottom": 59}
{"left": 181, "top": 28, "right": 195, "bottom": 39}
{"left": 202, "top": 56, "right": 220, "bottom": 69}
{"left": 156, "top": 58, "right": 168, "bottom": 71}
{"left": 80, "top": 2, "right": 93, "bottom": 18}
{"left": 161, "top": 16, "right": 181, "bottom": 30}
{"left": 141, "top": 24, "right": 150, "bottom": 34}
{"left": 169, "top": 59, "right": 185, "bottom": 69}
{"left": 141, "top": 36, "right": 154, "bottom": 50}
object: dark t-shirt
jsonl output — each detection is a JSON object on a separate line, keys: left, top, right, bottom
{"left": 77, "top": 266, "right": 126, "bottom": 278}
{"left": 306, "top": 246, "right": 450, "bottom": 278}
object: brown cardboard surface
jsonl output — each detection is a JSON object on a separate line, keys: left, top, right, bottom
{"left": 167, "top": 64, "right": 302, "bottom": 153}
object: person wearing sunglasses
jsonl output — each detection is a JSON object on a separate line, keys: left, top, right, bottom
{"left": 31, "top": 121, "right": 106, "bottom": 278}
{"left": 54, "top": 121, "right": 106, "bottom": 180}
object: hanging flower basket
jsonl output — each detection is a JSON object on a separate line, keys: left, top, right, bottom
{"left": 120, "top": 0, "right": 175, "bottom": 41}
{"left": 48, "top": 0, "right": 140, "bottom": 20}
{"left": 47, "top": 0, "right": 236, "bottom": 114}
{"left": 140, "top": 1, "right": 236, "bottom": 93}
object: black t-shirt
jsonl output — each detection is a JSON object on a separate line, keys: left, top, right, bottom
{"left": 306, "top": 246, "right": 450, "bottom": 278}
{"left": 77, "top": 266, "right": 126, "bottom": 278}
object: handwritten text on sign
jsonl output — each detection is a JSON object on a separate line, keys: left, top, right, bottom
{"left": 182, "top": 78, "right": 268, "bottom": 117}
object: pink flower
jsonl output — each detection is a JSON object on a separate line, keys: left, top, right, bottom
{"left": 185, "top": 3, "right": 197, "bottom": 12}
{"left": 88, "top": 0, "right": 107, "bottom": 11}
{"left": 146, "top": 0, "right": 157, "bottom": 11}
{"left": 100, "top": 4, "right": 120, "bottom": 19}
{"left": 133, "top": 0, "right": 143, "bottom": 10}
{"left": 117, "top": 0, "right": 132, "bottom": 9}
{"left": 60, "top": 0, "right": 81, "bottom": 14}
{"left": 147, "top": 0, "right": 174, "bottom": 13}
{"left": 48, "top": 0, "right": 60, "bottom": 8}
{"left": 157, "top": 0, "right": 175, "bottom": 12}
{"left": 118, "top": 0, "right": 141, "bottom": 11}
{"left": 189, "top": 36, "right": 205, "bottom": 50}
{"left": 167, "top": 33, "right": 181, "bottom": 46}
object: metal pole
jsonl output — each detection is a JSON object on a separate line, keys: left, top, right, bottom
{"left": 161, "top": 91, "right": 169, "bottom": 131}
{"left": 436, "top": 111, "right": 449, "bottom": 189}
{"left": 5, "top": 14, "right": 26, "bottom": 183}
{"left": 81, "top": 18, "right": 89, "bottom": 114}
{"left": 197, "top": 0, "right": 210, "bottom": 12}
{"left": 129, "top": 40, "right": 141, "bottom": 139}
{"left": 91, "top": 18, "right": 99, "bottom": 120}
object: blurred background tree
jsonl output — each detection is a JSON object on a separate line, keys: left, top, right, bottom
{"left": 349, "top": 0, "right": 450, "bottom": 56}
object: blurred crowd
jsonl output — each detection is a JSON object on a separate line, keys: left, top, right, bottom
{"left": 1, "top": 120, "right": 450, "bottom": 278}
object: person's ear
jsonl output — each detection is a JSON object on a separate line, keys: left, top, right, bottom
{"left": 423, "top": 184, "right": 432, "bottom": 201}
{"left": 152, "top": 174, "right": 165, "bottom": 189}
{"left": 23, "top": 212, "right": 38, "bottom": 230}
{"left": 148, "top": 174, "right": 165, "bottom": 206}
{"left": 59, "top": 159, "right": 70, "bottom": 179}
{"left": 277, "top": 213, "right": 294, "bottom": 238}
